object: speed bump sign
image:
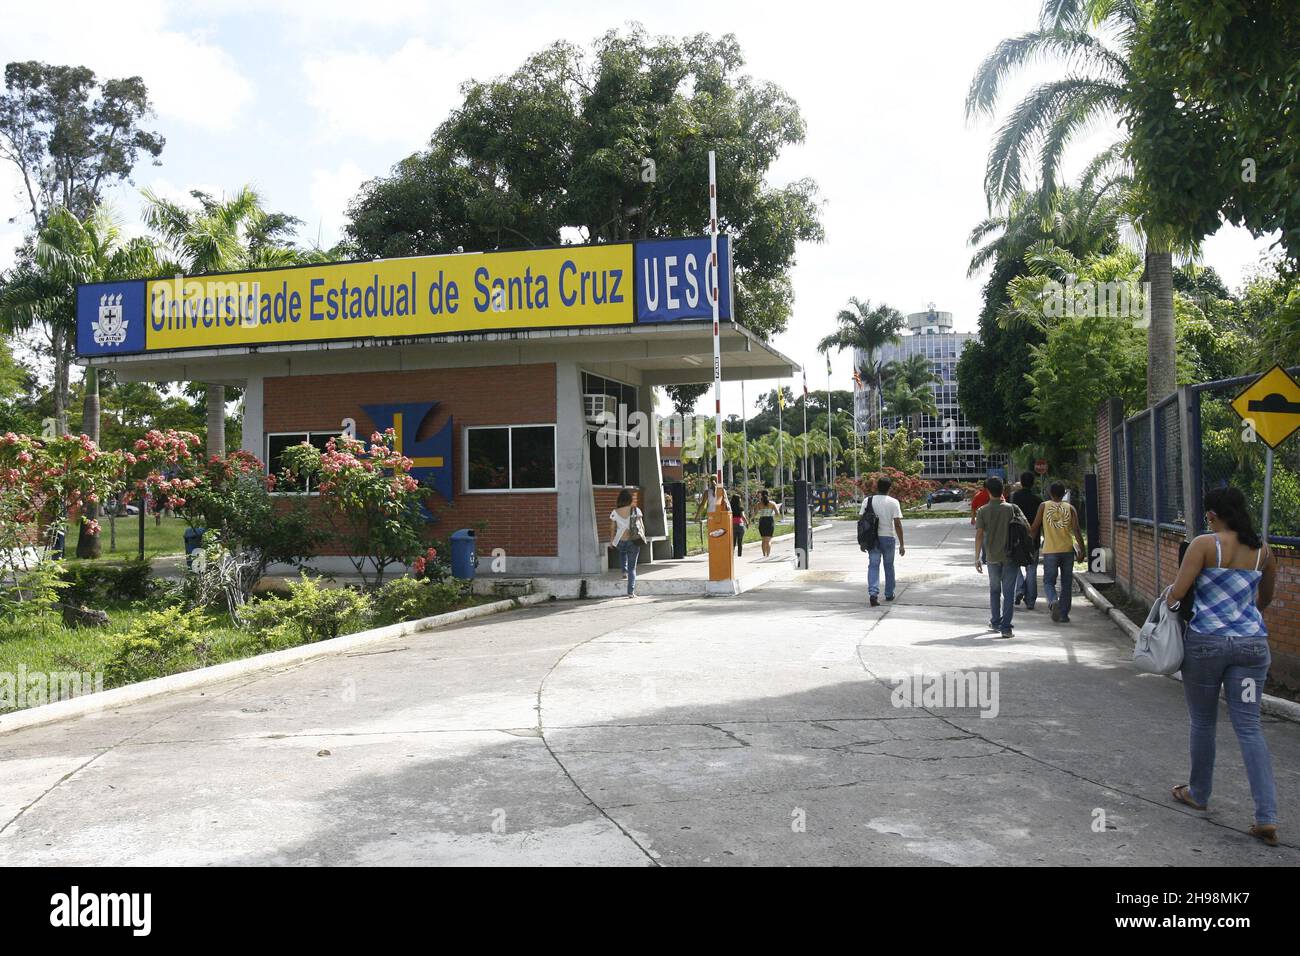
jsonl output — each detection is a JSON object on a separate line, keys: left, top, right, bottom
{"left": 1231, "top": 364, "right": 1300, "bottom": 449}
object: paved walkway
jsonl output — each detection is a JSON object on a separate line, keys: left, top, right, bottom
{"left": 1, "top": 518, "right": 1297, "bottom": 865}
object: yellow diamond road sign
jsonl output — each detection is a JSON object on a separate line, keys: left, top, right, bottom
{"left": 1231, "top": 364, "right": 1300, "bottom": 449}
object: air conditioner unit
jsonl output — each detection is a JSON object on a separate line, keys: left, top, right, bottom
{"left": 584, "top": 393, "right": 617, "bottom": 423}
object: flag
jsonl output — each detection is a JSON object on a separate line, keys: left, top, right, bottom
{"left": 777, "top": 386, "right": 785, "bottom": 409}
{"left": 826, "top": 354, "right": 832, "bottom": 376}
{"left": 802, "top": 369, "right": 808, "bottom": 397}
{"left": 852, "top": 368, "right": 864, "bottom": 389}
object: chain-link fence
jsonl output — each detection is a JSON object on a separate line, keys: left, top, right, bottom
{"left": 1111, "top": 369, "right": 1300, "bottom": 545}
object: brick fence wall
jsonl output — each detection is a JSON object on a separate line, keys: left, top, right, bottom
{"left": 264, "top": 363, "right": 559, "bottom": 559}
{"left": 1096, "top": 400, "right": 1300, "bottom": 689}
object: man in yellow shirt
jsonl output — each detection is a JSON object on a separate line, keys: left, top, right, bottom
{"left": 1028, "top": 481, "right": 1086, "bottom": 623}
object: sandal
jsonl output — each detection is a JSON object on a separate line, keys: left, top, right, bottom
{"left": 1171, "top": 784, "right": 1206, "bottom": 811}
{"left": 1249, "top": 824, "right": 1279, "bottom": 847}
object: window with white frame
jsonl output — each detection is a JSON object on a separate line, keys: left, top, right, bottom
{"left": 465, "top": 424, "right": 556, "bottom": 492}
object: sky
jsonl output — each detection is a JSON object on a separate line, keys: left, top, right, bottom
{"left": 0, "top": 0, "right": 1280, "bottom": 416}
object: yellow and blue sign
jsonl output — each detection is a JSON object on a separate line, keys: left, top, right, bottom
{"left": 76, "top": 236, "right": 733, "bottom": 357}
{"left": 362, "top": 401, "right": 455, "bottom": 502}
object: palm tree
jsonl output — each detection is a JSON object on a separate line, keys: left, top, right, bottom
{"left": 885, "top": 382, "right": 940, "bottom": 438}
{"left": 143, "top": 186, "right": 305, "bottom": 457}
{"left": 967, "top": 0, "right": 1179, "bottom": 405}
{"left": 818, "top": 297, "right": 905, "bottom": 432}
{"left": 967, "top": 178, "right": 1122, "bottom": 279}
{"left": 0, "top": 207, "right": 161, "bottom": 438}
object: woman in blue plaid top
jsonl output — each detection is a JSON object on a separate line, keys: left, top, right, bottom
{"left": 1166, "top": 486, "right": 1279, "bottom": 846}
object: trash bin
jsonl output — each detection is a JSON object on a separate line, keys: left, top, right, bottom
{"left": 450, "top": 528, "right": 477, "bottom": 580}
{"left": 184, "top": 527, "right": 206, "bottom": 566}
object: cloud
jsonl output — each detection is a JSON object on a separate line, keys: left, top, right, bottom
{"left": 0, "top": 1, "right": 255, "bottom": 132}
{"left": 307, "top": 161, "right": 369, "bottom": 247}
{"left": 302, "top": 38, "right": 475, "bottom": 147}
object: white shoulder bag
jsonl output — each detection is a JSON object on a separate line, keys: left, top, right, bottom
{"left": 1132, "top": 585, "right": 1185, "bottom": 675}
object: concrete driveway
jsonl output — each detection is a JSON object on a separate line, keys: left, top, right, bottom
{"left": 1, "top": 518, "right": 1296, "bottom": 865}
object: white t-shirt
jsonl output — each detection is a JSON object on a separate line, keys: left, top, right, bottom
{"left": 610, "top": 507, "right": 642, "bottom": 545}
{"left": 859, "top": 494, "right": 902, "bottom": 532}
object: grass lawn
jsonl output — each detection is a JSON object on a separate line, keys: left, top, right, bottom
{"left": 0, "top": 583, "right": 493, "bottom": 714}
{"left": 68, "top": 514, "right": 189, "bottom": 562}
{"left": 0, "top": 603, "right": 245, "bottom": 703}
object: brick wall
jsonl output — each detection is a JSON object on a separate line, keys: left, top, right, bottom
{"left": 1098, "top": 399, "right": 1300, "bottom": 689}
{"left": 263, "top": 363, "right": 558, "bottom": 558}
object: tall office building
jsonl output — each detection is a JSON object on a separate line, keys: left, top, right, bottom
{"left": 853, "top": 306, "right": 1008, "bottom": 481}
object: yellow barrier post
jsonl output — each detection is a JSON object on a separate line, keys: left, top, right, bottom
{"left": 707, "top": 496, "right": 734, "bottom": 582}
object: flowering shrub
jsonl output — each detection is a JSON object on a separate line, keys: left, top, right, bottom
{"left": 281, "top": 429, "right": 432, "bottom": 588}
{"left": 178, "top": 449, "right": 320, "bottom": 585}
{"left": 839, "top": 468, "right": 937, "bottom": 509}
{"left": 0, "top": 432, "right": 124, "bottom": 617}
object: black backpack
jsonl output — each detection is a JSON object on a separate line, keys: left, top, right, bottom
{"left": 857, "top": 497, "right": 880, "bottom": 552}
{"left": 1007, "top": 507, "right": 1034, "bottom": 565}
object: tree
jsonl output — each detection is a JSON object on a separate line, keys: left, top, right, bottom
{"left": 958, "top": 174, "right": 1124, "bottom": 454}
{"left": 0, "top": 61, "right": 164, "bottom": 230}
{"left": 143, "top": 186, "right": 306, "bottom": 457}
{"left": 884, "top": 381, "right": 939, "bottom": 438}
{"left": 817, "top": 297, "right": 904, "bottom": 432}
{"left": 966, "top": 0, "right": 1181, "bottom": 406}
{"left": 0, "top": 205, "right": 161, "bottom": 434}
{"left": 1124, "top": 1, "right": 1300, "bottom": 269}
{"left": 345, "top": 26, "right": 824, "bottom": 347}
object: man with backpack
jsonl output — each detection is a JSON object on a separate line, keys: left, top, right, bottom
{"left": 974, "top": 476, "right": 1032, "bottom": 638}
{"left": 858, "top": 476, "right": 906, "bottom": 607}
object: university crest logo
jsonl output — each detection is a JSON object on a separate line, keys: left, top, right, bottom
{"left": 92, "top": 293, "right": 128, "bottom": 347}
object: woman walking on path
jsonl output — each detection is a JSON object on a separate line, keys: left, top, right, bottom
{"left": 754, "top": 490, "right": 778, "bottom": 556}
{"left": 1166, "top": 486, "right": 1279, "bottom": 846}
{"left": 609, "top": 488, "right": 643, "bottom": 598}
{"left": 730, "top": 494, "right": 746, "bottom": 557}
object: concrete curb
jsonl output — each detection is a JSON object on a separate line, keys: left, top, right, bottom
{"left": 0, "top": 592, "right": 555, "bottom": 737}
{"left": 1078, "top": 573, "right": 1300, "bottom": 724}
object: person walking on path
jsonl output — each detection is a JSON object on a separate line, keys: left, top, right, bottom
{"left": 1028, "top": 481, "right": 1085, "bottom": 623}
{"left": 970, "top": 480, "right": 1003, "bottom": 563}
{"left": 974, "top": 476, "right": 1029, "bottom": 638}
{"left": 754, "top": 490, "right": 778, "bottom": 556}
{"left": 730, "top": 494, "right": 746, "bottom": 557}
{"left": 609, "top": 488, "right": 643, "bottom": 598}
{"left": 1011, "top": 471, "right": 1043, "bottom": 610}
{"left": 860, "top": 475, "right": 905, "bottom": 607}
{"left": 1166, "top": 486, "right": 1280, "bottom": 846}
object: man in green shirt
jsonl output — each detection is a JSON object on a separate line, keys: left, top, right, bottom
{"left": 974, "top": 476, "right": 1030, "bottom": 638}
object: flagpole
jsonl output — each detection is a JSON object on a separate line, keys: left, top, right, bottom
{"left": 801, "top": 369, "right": 809, "bottom": 482}
{"left": 708, "top": 151, "right": 723, "bottom": 496}
{"left": 853, "top": 376, "right": 860, "bottom": 494}
{"left": 741, "top": 379, "right": 749, "bottom": 515}
{"left": 826, "top": 355, "right": 834, "bottom": 493}
{"left": 777, "top": 381, "right": 784, "bottom": 494}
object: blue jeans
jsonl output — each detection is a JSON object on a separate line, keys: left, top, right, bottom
{"left": 1015, "top": 558, "right": 1038, "bottom": 608}
{"left": 618, "top": 539, "right": 639, "bottom": 595}
{"left": 868, "top": 535, "right": 896, "bottom": 599}
{"left": 1182, "top": 631, "right": 1277, "bottom": 824}
{"left": 986, "top": 562, "right": 1017, "bottom": 633}
{"left": 1042, "top": 552, "right": 1074, "bottom": 619}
